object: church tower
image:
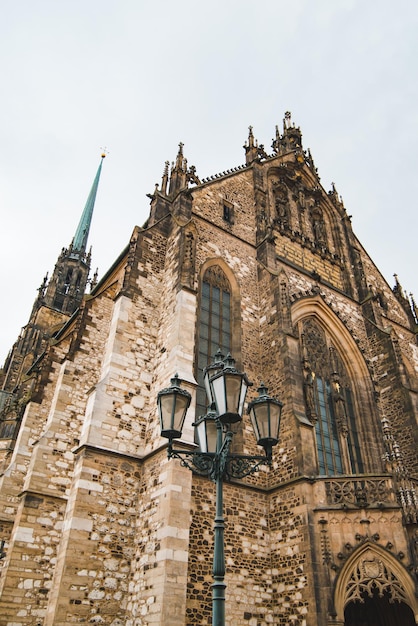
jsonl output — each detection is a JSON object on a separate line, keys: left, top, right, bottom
{"left": 0, "top": 155, "right": 105, "bottom": 436}
{"left": 42, "top": 154, "right": 104, "bottom": 315}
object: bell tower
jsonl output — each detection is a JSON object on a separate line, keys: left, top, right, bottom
{"left": 42, "top": 154, "right": 104, "bottom": 315}
{"left": 0, "top": 154, "right": 105, "bottom": 395}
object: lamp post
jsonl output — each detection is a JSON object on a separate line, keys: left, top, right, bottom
{"left": 157, "top": 353, "right": 283, "bottom": 626}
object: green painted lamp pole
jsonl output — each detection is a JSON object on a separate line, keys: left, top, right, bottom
{"left": 157, "top": 353, "right": 283, "bottom": 626}
{"left": 212, "top": 418, "right": 227, "bottom": 626}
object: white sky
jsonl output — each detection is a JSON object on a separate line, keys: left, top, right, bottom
{"left": 1, "top": 0, "right": 417, "bottom": 361}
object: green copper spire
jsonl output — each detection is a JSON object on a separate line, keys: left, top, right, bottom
{"left": 72, "top": 153, "right": 105, "bottom": 253}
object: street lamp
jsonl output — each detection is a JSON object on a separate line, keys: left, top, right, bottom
{"left": 157, "top": 353, "right": 283, "bottom": 626}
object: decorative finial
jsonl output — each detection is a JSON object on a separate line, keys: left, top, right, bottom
{"left": 174, "top": 143, "right": 185, "bottom": 171}
{"left": 248, "top": 126, "right": 255, "bottom": 148}
{"left": 284, "top": 111, "right": 292, "bottom": 130}
{"left": 393, "top": 274, "right": 403, "bottom": 295}
{"left": 100, "top": 146, "right": 109, "bottom": 158}
{"left": 161, "top": 160, "right": 170, "bottom": 194}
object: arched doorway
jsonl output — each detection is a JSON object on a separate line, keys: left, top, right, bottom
{"left": 334, "top": 544, "right": 418, "bottom": 625}
{"left": 344, "top": 586, "right": 415, "bottom": 625}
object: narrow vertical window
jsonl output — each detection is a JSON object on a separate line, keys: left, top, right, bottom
{"left": 345, "top": 388, "right": 364, "bottom": 474}
{"left": 196, "top": 266, "right": 232, "bottom": 417}
{"left": 314, "top": 377, "right": 343, "bottom": 475}
{"left": 64, "top": 269, "right": 73, "bottom": 294}
{"left": 75, "top": 272, "right": 82, "bottom": 294}
{"left": 222, "top": 200, "right": 234, "bottom": 224}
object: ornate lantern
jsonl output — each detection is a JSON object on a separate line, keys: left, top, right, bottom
{"left": 208, "top": 353, "right": 251, "bottom": 424}
{"left": 247, "top": 383, "right": 283, "bottom": 454}
{"left": 194, "top": 408, "right": 218, "bottom": 454}
{"left": 157, "top": 374, "right": 192, "bottom": 440}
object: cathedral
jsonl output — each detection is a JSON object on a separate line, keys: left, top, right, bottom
{"left": 0, "top": 113, "right": 417, "bottom": 626}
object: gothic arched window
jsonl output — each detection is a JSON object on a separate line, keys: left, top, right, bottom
{"left": 195, "top": 265, "right": 232, "bottom": 418}
{"left": 300, "top": 318, "right": 364, "bottom": 476}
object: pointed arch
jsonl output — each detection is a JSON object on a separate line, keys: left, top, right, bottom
{"left": 291, "top": 296, "right": 379, "bottom": 475}
{"left": 291, "top": 296, "right": 371, "bottom": 385}
{"left": 334, "top": 542, "right": 418, "bottom": 623}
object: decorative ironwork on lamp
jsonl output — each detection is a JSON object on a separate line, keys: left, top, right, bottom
{"left": 157, "top": 353, "right": 283, "bottom": 626}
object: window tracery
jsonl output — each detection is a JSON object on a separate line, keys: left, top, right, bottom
{"left": 300, "top": 318, "right": 364, "bottom": 475}
{"left": 335, "top": 544, "right": 417, "bottom": 623}
{"left": 345, "top": 555, "right": 409, "bottom": 606}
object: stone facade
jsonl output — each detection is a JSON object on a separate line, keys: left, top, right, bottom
{"left": 0, "top": 115, "right": 417, "bottom": 625}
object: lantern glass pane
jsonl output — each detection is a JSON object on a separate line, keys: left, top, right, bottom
{"left": 159, "top": 394, "right": 175, "bottom": 432}
{"left": 224, "top": 374, "right": 241, "bottom": 414}
{"left": 250, "top": 399, "right": 282, "bottom": 446}
{"left": 204, "top": 369, "right": 213, "bottom": 406}
{"left": 238, "top": 377, "right": 249, "bottom": 416}
{"left": 173, "top": 394, "right": 189, "bottom": 433}
{"left": 196, "top": 419, "right": 208, "bottom": 453}
{"left": 250, "top": 403, "right": 269, "bottom": 441}
{"left": 211, "top": 375, "right": 227, "bottom": 416}
{"left": 206, "top": 419, "right": 218, "bottom": 453}
{"left": 159, "top": 392, "right": 189, "bottom": 438}
{"left": 269, "top": 404, "right": 281, "bottom": 441}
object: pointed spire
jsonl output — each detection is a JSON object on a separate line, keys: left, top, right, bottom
{"left": 175, "top": 142, "right": 185, "bottom": 170}
{"left": 247, "top": 126, "right": 255, "bottom": 149}
{"left": 244, "top": 126, "right": 265, "bottom": 164}
{"left": 90, "top": 268, "right": 99, "bottom": 292}
{"left": 72, "top": 153, "right": 105, "bottom": 253}
{"left": 271, "top": 112, "right": 303, "bottom": 154}
{"left": 168, "top": 143, "right": 188, "bottom": 195}
{"left": 328, "top": 181, "right": 344, "bottom": 208}
{"left": 161, "top": 160, "right": 170, "bottom": 195}
{"left": 42, "top": 153, "right": 106, "bottom": 316}
{"left": 393, "top": 273, "right": 403, "bottom": 296}
{"left": 410, "top": 293, "right": 418, "bottom": 324}
{"left": 282, "top": 111, "right": 302, "bottom": 151}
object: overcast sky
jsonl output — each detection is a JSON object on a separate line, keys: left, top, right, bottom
{"left": 1, "top": 0, "right": 417, "bottom": 361}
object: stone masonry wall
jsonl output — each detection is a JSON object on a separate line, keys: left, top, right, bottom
{"left": 187, "top": 476, "right": 273, "bottom": 626}
{"left": 44, "top": 447, "right": 139, "bottom": 625}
